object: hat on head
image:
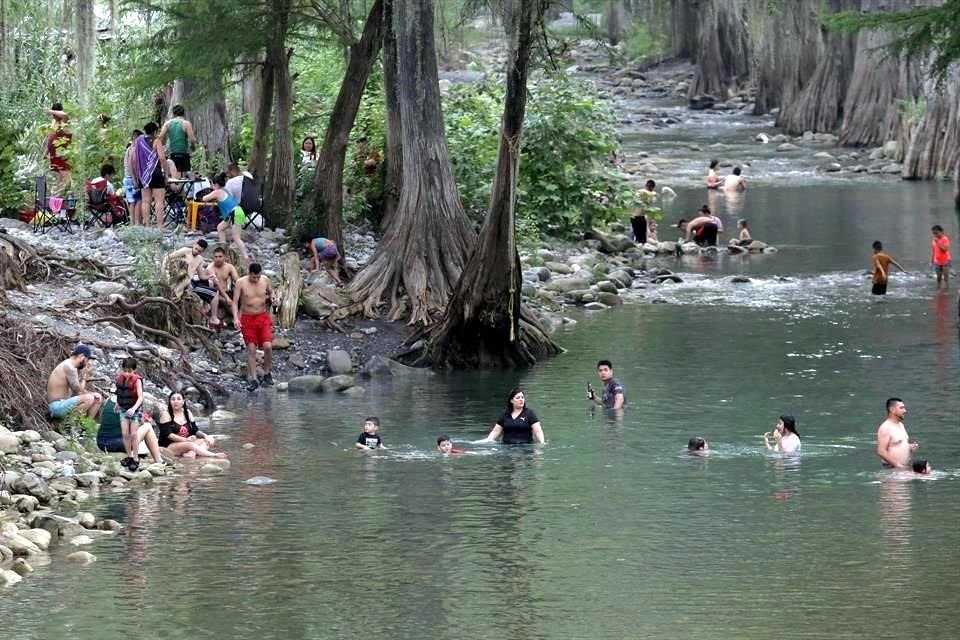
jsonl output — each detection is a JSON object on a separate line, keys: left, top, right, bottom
{"left": 72, "top": 344, "right": 96, "bottom": 359}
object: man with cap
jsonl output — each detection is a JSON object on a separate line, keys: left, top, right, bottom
{"left": 46, "top": 344, "right": 103, "bottom": 419}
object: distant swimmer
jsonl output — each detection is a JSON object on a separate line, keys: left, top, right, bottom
{"left": 723, "top": 166, "right": 746, "bottom": 192}
{"left": 871, "top": 241, "right": 907, "bottom": 296}
{"left": 706, "top": 159, "right": 722, "bottom": 189}
{"left": 912, "top": 459, "right": 931, "bottom": 475}
{"left": 763, "top": 415, "right": 801, "bottom": 453}
{"left": 876, "top": 398, "right": 918, "bottom": 469}
{"left": 687, "top": 437, "right": 709, "bottom": 453}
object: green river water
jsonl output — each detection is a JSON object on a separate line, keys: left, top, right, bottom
{"left": 4, "top": 115, "right": 960, "bottom": 639}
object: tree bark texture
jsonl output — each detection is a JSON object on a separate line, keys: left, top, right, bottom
{"left": 248, "top": 60, "right": 274, "bottom": 176}
{"left": 277, "top": 251, "right": 302, "bottom": 329}
{"left": 75, "top": 0, "right": 96, "bottom": 100}
{"left": 688, "top": 0, "right": 750, "bottom": 101}
{"left": 414, "top": 0, "right": 561, "bottom": 368}
{"left": 302, "top": 0, "right": 384, "bottom": 249}
{"left": 670, "top": 0, "right": 698, "bottom": 59}
{"left": 265, "top": 0, "right": 295, "bottom": 227}
{"left": 606, "top": 0, "right": 627, "bottom": 46}
{"left": 902, "top": 63, "right": 960, "bottom": 182}
{"left": 379, "top": 0, "right": 402, "bottom": 232}
{"left": 348, "top": 0, "right": 475, "bottom": 326}
{"left": 838, "top": 0, "right": 925, "bottom": 148}
{"left": 169, "top": 79, "right": 231, "bottom": 161}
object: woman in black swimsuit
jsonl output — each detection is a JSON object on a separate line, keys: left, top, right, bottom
{"left": 156, "top": 392, "right": 227, "bottom": 459}
{"left": 479, "top": 388, "right": 546, "bottom": 445}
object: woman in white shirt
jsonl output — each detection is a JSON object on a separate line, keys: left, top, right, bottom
{"left": 764, "top": 415, "right": 801, "bottom": 453}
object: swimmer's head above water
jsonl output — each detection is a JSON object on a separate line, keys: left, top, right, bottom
{"left": 688, "top": 437, "right": 709, "bottom": 451}
{"left": 912, "top": 459, "right": 931, "bottom": 474}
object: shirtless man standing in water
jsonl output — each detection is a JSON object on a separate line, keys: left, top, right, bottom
{"left": 876, "top": 397, "right": 918, "bottom": 469}
{"left": 233, "top": 263, "right": 276, "bottom": 391}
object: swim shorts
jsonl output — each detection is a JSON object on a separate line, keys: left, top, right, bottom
{"left": 872, "top": 282, "right": 888, "bottom": 295}
{"left": 240, "top": 312, "right": 273, "bottom": 347}
{"left": 320, "top": 243, "right": 339, "bottom": 261}
{"left": 123, "top": 176, "right": 141, "bottom": 203}
{"left": 170, "top": 153, "right": 191, "bottom": 173}
{"left": 96, "top": 436, "right": 126, "bottom": 453}
{"left": 147, "top": 164, "right": 166, "bottom": 189}
{"left": 48, "top": 396, "right": 82, "bottom": 418}
{"left": 933, "top": 261, "right": 951, "bottom": 271}
{"left": 190, "top": 278, "right": 217, "bottom": 303}
{"left": 117, "top": 405, "right": 144, "bottom": 424}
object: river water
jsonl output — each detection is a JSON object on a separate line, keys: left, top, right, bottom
{"left": 5, "top": 99, "right": 960, "bottom": 639}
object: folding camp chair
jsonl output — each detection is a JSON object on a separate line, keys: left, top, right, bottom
{"left": 32, "top": 176, "right": 73, "bottom": 234}
{"left": 240, "top": 175, "right": 265, "bottom": 230}
{"left": 84, "top": 181, "right": 130, "bottom": 228}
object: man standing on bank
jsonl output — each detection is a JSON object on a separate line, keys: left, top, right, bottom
{"left": 876, "top": 397, "right": 918, "bottom": 469}
{"left": 587, "top": 359, "right": 625, "bottom": 409}
{"left": 159, "top": 105, "right": 198, "bottom": 174}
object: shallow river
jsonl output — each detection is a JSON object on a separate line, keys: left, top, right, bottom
{"left": 5, "top": 108, "right": 960, "bottom": 639}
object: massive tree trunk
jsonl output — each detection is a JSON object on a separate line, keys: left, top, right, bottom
{"left": 902, "top": 64, "right": 960, "bottom": 184}
{"left": 248, "top": 60, "right": 274, "bottom": 176}
{"left": 301, "top": 0, "right": 384, "bottom": 249}
{"left": 670, "top": 0, "right": 698, "bottom": 59}
{"left": 347, "top": 0, "right": 475, "bottom": 325}
{"left": 838, "top": 0, "right": 925, "bottom": 147}
{"left": 688, "top": 0, "right": 750, "bottom": 101}
{"left": 75, "top": 0, "right": 95, "bottom": 100}
{"left": 606, "top": 0, "right": 627, "bottom": 46}
{"left": 169, "top": 79, "right": 231, "bottom": 161}
{"left": 412, "top": 0, "right": 560, "bottom": 368}
{"left": 265, "top": 0, "right": 294, "bottom": 227}
{"left": 379, "top": 0, "right": 403, "bottom": 232}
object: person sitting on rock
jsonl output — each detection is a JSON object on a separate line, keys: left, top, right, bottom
{"left": 47, "top": 344, "right": 103, "bottom": 421}
{"left": 729, "top": 219, "right": 752, "bottom": 247}
{"left": 723, "top": 166, "right": 747, "bottom": 192}
{"left": 706, "top": 159, "right": 722, "bottom": 189}
{"left": 157, "top": 391, "right": 227, "bottom": 459}
{"left": 304, "top": 234, "right": 344, "bottom": 287}
{"left": 678, "top": 207, "right": 719, "bottom": 247}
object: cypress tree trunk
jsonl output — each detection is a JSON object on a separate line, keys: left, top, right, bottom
{"left": 670, "top": 0, "right": 698, "bottom": 59}
{"left": 379, "top": 0, "right": 403, "bottom": 232}
{"left": 347, "top": 0, "right": 475, "bottom": 325}
{"left": 776, "top": 28, "right": 855, "bottom": 134}
{"left": 75, "top": 0, "right": 96, "bottom": 100}
{"left": 688, "top": 0, "right": 750, "bottom": 101}
{"left": 838, "top": 0, "right": 925, "bottom": 147}
{"left": 301, "top": 0, "right": 384, "bottom": 249}
{"left": 265, "top": 0, "right": 294, "bottom": 226}
{"left": 169, "top": 79, "right": 231, "bottom": 161}
{"left": 902, "top": 65, "right": 960, "bottom": 183}
{"left": 412, "top": 0, "right": 561, "bottom": 368}
{"left": 248, "top": 60, "right": 274, "bottom": 176}
{"left": 606, "top": 0, "right": 627, "bottom": 46}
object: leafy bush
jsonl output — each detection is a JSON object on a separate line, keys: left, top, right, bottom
{"left": 443, "top": 74, "right": 635, "bottom": 244}
{"left": 0, "top": 120, "right": 24, "bottom": 217}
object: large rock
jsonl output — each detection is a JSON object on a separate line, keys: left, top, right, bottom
{"left": 0, "top": 470, "right": 20, "bottom": 490}
{"left": 12, "top": 473, "right": 50, "bottom": 502}
{"left": 546, "top": 277, "right": 591, "bottom": 294}
{"left": 271, "top": 337, "right": 291, "bottom": 350}
{"left": 13, "top": 495, "right": 39, "bottom": 513}
{"left": 326, "top": 349, "right": 353, "bottom": 374}
{"left": 0, "top": 432, "right": 19, "bottom": 454}
{"left": 596, "top": 280, "right": 618, "bottom": 294}
{"left": 590, "top": 229, "right": 635, "bottom": 254}
{"left": 656, "top": 241, "right": 678, "bottom": 255}
{"left": 17, "top": 430, "right": 42, "bottom": 444}
{"left": 18, "top": 528, "right": 51, "bottom": 551}
{"left": 66, "top": 550, "right": 97, "bottom": 565}
{"left": 90, "top": 281, "right": 127, "bottom": 296}
{"left": 0, "top": 569, "right": 21, "bottom": 586}
{"left": 300, "top": 282, "right": 344, "bottom": 319}
{"left": 776, "top": 143, "right": 800, "bottom": 152}
{"left": 596, "top": 292, "right": 623, "bottom": 306}
{"left": 361, "top": 356, "right": 430, "bottom": 378}
{"left": 48, "top": 477, "right": 78, "bottom": 494}
{"left": 74, "top": 472, "right": 104, "bottom": 488}
{"left": 544, "top": 261, "right": 573, "bottom": 275}
{"left": 881, "top": 163, "right": 902, "bottom": 174}
{"left": 688, "top": 94, "right": 716, "bottom": 110}
{"left": 321, "top": 375, "right": 355, "bottom": 393}
{"left": 883, "top": 140, "right": 899, "bottom": 158}
{"left": 0, "top": 532, "right": 41, "bottom": 556}
{"left": 287, "top": 375, "right": 327, "bottom": 393}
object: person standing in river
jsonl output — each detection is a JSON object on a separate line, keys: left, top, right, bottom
{"left": 706, "top": 159, "right": 722, "bottom": 189}
{"left": 479, "top": 389, "right": 546, "bottom": 445}
{"left": 587, "top": 360, "right": 625, "bottom": 410}
{"left": 876, "top": 398, "right": 918, "bottom": 469}
{"left": 871, "top": 241, "right": 906, "bottom": 296}
{"left": 930, "top": 225, "right": 950, "bottom": 289}
{"left": 632, "top": 180, "right": 656, "bottom": 244}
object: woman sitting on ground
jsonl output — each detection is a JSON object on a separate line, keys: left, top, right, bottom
{"left": 157, "top": 392, "right": 227, "bottom": 459}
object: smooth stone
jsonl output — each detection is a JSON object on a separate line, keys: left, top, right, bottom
{"left": 210, "top": 409, "right": 237, "bottom": 421}
{"left": 200, "top": 464, "right": 223, "bottom": 474}
{"left": 66, "top": 550, "right": 97, "bottom": 565}
{"left": 0, "top": 433, "right": 21, "bottom": 454}
{"left": 342, "top": 386, "right": 366, "bottom": 397}
{"left": 271, "top": 337, "right": 291, "bottom": 349}
{"left": 96, "top": 519, "right": 123, "bottom": 532}
{"left": 822, "top": 163, "right": 842, "bottom": 172}
{"left": 244, "top": 476, "right": 276, "bottom": 486}
{"left": 287, "top": 375, "right": 326, "bottom": 393}
{"left": 242, "top": 443, "right": 255, "bottom": 450}
{"left": 0, "top": 544, "right": 12, "bottom": 562}
{"left": 0, "top": 470, "right": 20, "bottom": 490}
{"left": 90, "top": 281, "right": 127, "bottom": 296}
{"left": 533, "top": 266, "right": 551, "bottom": 282}
{"left": 0, "top": 569, "right": 22, "bottom": 586}
{"left": 288, "top": 352, "right": 306, "bottom": 368}
{"left": 276, "top": 381, "right": 289, "bottom": 392}
{"left": 544, "top": 261, "right": 573, "bottom": 275}
{"left": 0, "top": 532, "right": 41, "bottom": 556}
{"left": 583, "top": 302, "right": 609, "bottom": 311}
{"left": 361, "top": 356, "right": 430, "bottom": 378}
{"left": 731, "top": 276, "right": 752, "bottom": 283}
{"left": 655, "top": 241, "right": 677, "bottom": 254}
{"left": 17, "top": 430, "right": 43, "bottom": 444}
{"left": 882, "top": 163, "right": 902, "bottom": 174}
{"left": 146, "top": 463, "right": 167, "bottom": 477}
{"left": 12, "top": 473, "right": 50, "bottom": 501}
{"left": 58, "top": 498, "right": 79, "bottom": 516}
{"left": 813, "top": 151, "right": 834, "bottom": 159}
{"left": 596, "top": 280, "right": 618, "bottom": 294}
{"left": 69, "top": 535, "right": 95, "bottom": 546}
{"left": 326, "top": 349, "right": 353, "bottom": 374}
{"left": 776, "top": 143, "right": 799, "bottom": 152}
{"left": 321, "top": 375, "right": 355, "bottom": 393}
{"left": 546, "top": 277, "right": 591, "bottom": 294}
{"left": 74, "top": 472, "right": 103, "bottom": 488}
{"left": 54, "top": 451, "right": 79, "bottom": 462}
{"left": 78, "top": 512, "right": 96, "bottom": 529}
{"left": 11, "top": 558, "right": 33, "bottom": 576}
{"left": 747, "top": 241, "right": 769, "bottom": 252}
{"left": 596, "top": 292, "right": 623, "bottom": 306}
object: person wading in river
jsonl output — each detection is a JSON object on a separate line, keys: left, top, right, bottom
{"left": 876, "top": 397, "right": 918, "bottom": 469}
{"left": 871, "top": 241, "right": 906, "bottom": 296}
{"left": 233, "top": 263, "right": 276, "bottom": 391}
{"left": 587, "top": 359, "right": 625, "bottom": 410}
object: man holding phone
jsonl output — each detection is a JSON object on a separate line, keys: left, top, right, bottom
{"left": 587, "top": 359, "right": 625, "bottom": 410}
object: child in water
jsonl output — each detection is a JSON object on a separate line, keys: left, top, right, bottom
{"left": 355, "top": 416, "right": 386, "bottom": 450}
{"left": 871, "top": 240, "right": 906, "bottom": 296}
{"left": 305, "top": 235, "right": 343, "bottom": 287}
{"left": 687, "top": 437, "right": 709, "bottom": 453}
{"left": 930, "top": 225, "right": 950, "bottom": 289}
{"left": 912, "top": 459, "right": 931, "bottom": 475}
{"left": 437, "top": 435, "right": 464, "bottom": 455}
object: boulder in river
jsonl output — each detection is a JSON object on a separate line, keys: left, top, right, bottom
{"left": 321, "top": 375, "right": 355, "bottom": 392}
{"left": 66, "top": 551, "right": 97, "bottom": 565}
{"left": 688, "top": 94, "right": 717, "bottom": 110}
{"left": 286, "top": 375, "right": 326, "bottom": 393}
{"left": 776, "top": 143, "right": 800, "bottom": 152}
{"left": 326, "top": 349, "right": 353, "bottom": 374}
{"left": 544, "top": 261, "right": 573, "bottom": 275}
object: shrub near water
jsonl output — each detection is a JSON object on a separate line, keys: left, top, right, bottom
{"left": 444, "top": 75, "right": 635, "bottom": 245}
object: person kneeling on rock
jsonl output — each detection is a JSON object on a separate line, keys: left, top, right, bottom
{"left": 678, "top": 207, "right": 719, "bottom": 247}
{"left": 157, "top": 391, "right": 227, "bottom": 459}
